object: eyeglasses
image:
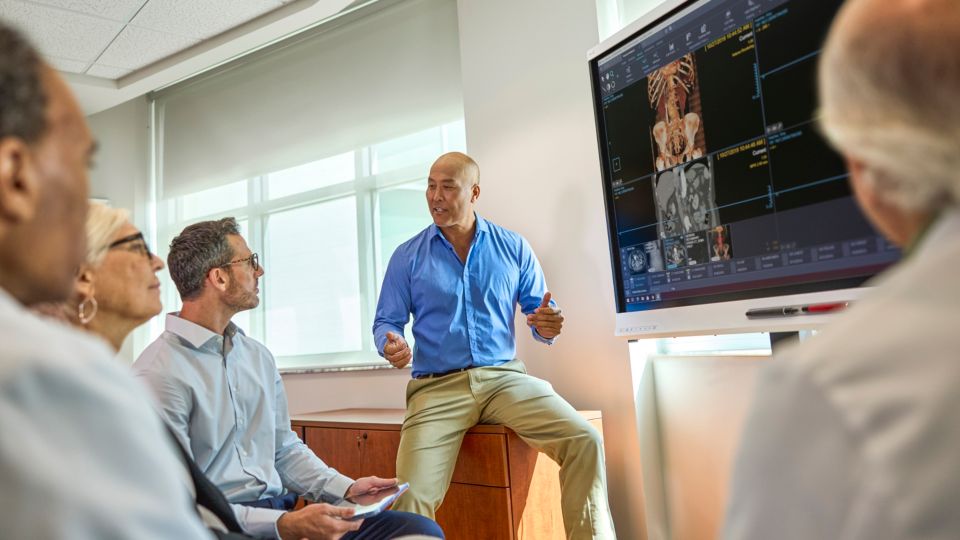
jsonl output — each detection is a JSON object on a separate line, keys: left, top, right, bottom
{"left": 220, "top": 253, "right": 260, "bottom": 272}
{"left": 108, "top": 232, "right": 152, "bottom": 260}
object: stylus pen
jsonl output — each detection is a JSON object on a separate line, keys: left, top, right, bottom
{"left": 745, "top": 302, "right": 849, "bottom": 318}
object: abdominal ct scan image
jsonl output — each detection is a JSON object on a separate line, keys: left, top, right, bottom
{"left": 653, "top": 155, "right": 720, "bottom": 241}
{"left": 679, "top": 157, "right": 720, "bottom": 234}
{"left": 654, "top": 167, "right": 682, "bottom": 240}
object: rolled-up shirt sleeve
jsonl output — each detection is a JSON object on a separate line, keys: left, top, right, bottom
{"left": 230, "top": 504, "right": 285, "bottom": 539}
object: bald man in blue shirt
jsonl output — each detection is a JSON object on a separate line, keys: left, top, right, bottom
{"left": 373, "top": 152, "right": 615, "bottom": 539}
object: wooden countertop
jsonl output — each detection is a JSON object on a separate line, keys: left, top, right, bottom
{"left": 291, "top": 408, "right": 601, "bottom": 434}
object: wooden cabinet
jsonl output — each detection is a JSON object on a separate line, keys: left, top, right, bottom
{"left": 303, "top": 426, "right": 400, "bottom": 479}
{"left": 291, "top": 408, "right": 602, "bottom": 540}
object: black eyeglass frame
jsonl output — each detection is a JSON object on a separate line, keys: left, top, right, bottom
{"left": 108, "top": 232, "right": 152, "bottom": 259}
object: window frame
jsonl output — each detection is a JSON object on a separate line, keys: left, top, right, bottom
{"left": 151, "top": 122, "right": 464, "bottom": 372}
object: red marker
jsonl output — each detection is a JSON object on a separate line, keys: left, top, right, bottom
{"left": 801, "top": 302, "right": 849, "bottom": 314}
{"left": 746, "top": 302, "right": 850, "bottom": 318}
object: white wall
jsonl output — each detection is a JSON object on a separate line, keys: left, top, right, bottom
{"left": 652, "top": 356, "right": 766, "bottom": 540}
{"left": 86, "top": 97, "right": 150, "bottom": 227}
{"left": 282, "top": 368, "right": 408, "bottom": 412}
{"left": 86, "top": 96, "right": 151, "bottom": 361}
{"left": 455, "top": 1, "right": 646, "bottom": 538}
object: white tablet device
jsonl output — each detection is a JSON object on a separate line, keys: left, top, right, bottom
{"left": 338, "top": 483, "right": 410, "bottom": 521}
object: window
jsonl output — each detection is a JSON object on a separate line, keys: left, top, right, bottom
{"left": 154, "top": 120, "right": 464, "bottom": 370}
{"left": 596, "top": 0, "right": 670, "bottom": 40}
{"left": 265, "top": 198, "right": 361, "bottom": 357}
{"left": 267, "top": 152, "right": 356, "bottom": 201}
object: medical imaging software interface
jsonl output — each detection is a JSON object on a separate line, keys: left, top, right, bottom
{"left": 595, "top": 0, "right": 900, "bottom": 313}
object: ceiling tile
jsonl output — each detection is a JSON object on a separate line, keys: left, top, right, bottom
{"left": 0, "top": 0, "right": 123, "bottom": 62}
{"left": 45, "top": 55, "right": 88, "bottom": 74}
{"left": 96, "top": 25, "right": 199, "bottom": 70}
{"left": 85, "top": 64, "right": 133, "bottom": 79}
{"left": 130, "top": 0, "right": 283, "bottom": 40}
{"left": 21, "top": 0, "right": 147, "bottom": 22}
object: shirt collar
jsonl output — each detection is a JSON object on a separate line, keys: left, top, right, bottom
{"left": 164, "top": 312, "right": 241, "bottom": 350}
{"left": 429, "top": 212, "right": 488, "bottom": 241}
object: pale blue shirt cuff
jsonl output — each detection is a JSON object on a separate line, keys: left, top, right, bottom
{"left": 230, "top": 471, "right": 353, "bottom": 539}
{"left": 231, "top": 504, "right": 285, "bottom": 539}
{"left": 531, "top": 327, "right": 556, "bottom": 345}
{"left": 322, "top": 474, "right": 356, "bottom": 502}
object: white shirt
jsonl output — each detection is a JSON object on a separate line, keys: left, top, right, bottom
{"left": 724, "top": 209, "right": 960, "bottom": 539}
{"left": 0, "top": 288, "right": 212, "bottom": 539}
{"left": 134, "top": 313, "right": 354, "bottom": 538}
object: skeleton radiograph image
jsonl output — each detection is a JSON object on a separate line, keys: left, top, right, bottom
{"left": 708, "top": 225, "right": 733, "bottom": 261}
{"left": 647, "top": 53, "right": 707, "bottom": 172}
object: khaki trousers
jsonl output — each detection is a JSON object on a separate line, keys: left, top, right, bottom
{"left": 393, "top": 360, "right": 616, "bottom": 540}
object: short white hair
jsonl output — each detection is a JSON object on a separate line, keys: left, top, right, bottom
{"left": 85, "top": 202, "right": 129, "bottom": 267}
{"left": 818, "top": 0, "right": 960, "bottom": 211}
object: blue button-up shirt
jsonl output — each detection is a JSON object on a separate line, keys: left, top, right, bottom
{"left": 134, "top": 314, "right": 354, "bottom": 538}
{"left": 374, "top": 214, "right": 555, "bottom": 377}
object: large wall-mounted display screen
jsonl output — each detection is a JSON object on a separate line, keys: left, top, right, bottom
{"left": 590, "top": 0, "right": 899, "bottom": 315}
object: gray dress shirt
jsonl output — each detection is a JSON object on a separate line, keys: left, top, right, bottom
{"left": 134, "top": 313, "right": 354, "bottom": 538}
{"left": 0, "top": 289, "right": 212, "bottom": 539}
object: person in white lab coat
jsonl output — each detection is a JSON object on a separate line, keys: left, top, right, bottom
{"left": 724, "top": 1, "right": 960, "bottom": 538}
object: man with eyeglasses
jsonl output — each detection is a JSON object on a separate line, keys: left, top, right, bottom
{"left": 134, "top": 217, "right": 443, "bottom": 540}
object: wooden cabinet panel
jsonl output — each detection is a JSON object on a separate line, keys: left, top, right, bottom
{"left": 436, "top": 482, "right": 513, "bottom": 540}
{"left": 304, "top": 427, "right": 364, "bottom": 479}
{"left": 292, "top": 425, "right": 304, "bottom": 441}
{"left": 294, "top": 410, "right": 601, "bottom": 540}
{"left": 451, "top": 433, "right": 510, "bottom": 487}
{"left": 302, "top": 426, "right": 400, "bottom": 480}
{"left": 507, "top": 431, "right": 564, "bottom": 540}
{"left": 360, "top": 430, "right": 400, "bottom": 478}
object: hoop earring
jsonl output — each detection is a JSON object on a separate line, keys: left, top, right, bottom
{"left": 78, "top": 297, "right": 98, "bottom": 325}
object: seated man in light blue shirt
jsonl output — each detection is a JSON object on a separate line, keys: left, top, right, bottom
{"left": 374, "top": 152, "right": 616, "bottom": 539}
{"left": 134, "top": 218, "right": 443, "bottom": 540}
